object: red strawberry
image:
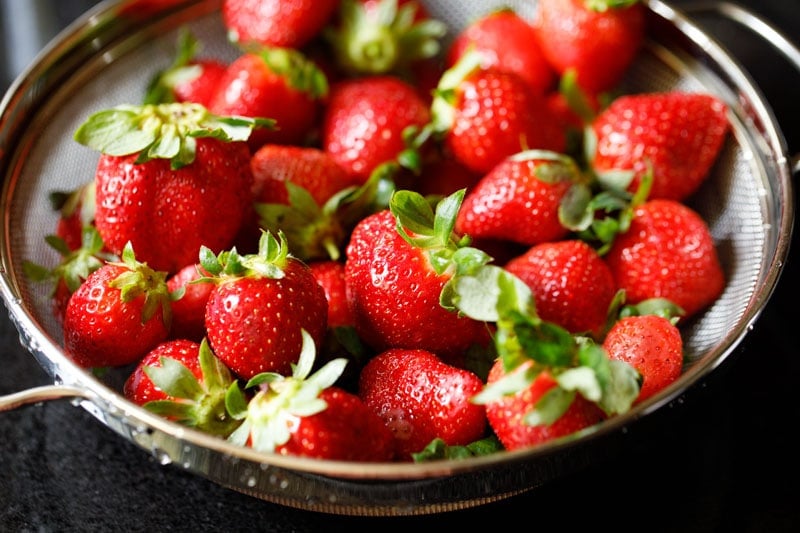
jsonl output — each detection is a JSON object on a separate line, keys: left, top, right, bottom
{"left": 604, "top": 199, "right": 725, "bottom": 319}
{"left": 415, "top": 155, "right": 482, "bottom": 198}
{"left": 227, "top": 332, "right": 395, "bottom": 461}
{"left": 123, "top": 338, "right": 241, "bottom": 436}
{"left": 202, "top": 231, "right": 329, "bottom": 379}
{"left": 588, "top": 91, "right": 730, "bottom": 202}
{"left": 322, "top": 75, "right": 431, "bottom": 183}
{"left": 222, "top": 0, "right": 339, "bottom": 49}
{"left": 446, "top": 7, "right": 555, "bottom": 96}
{"left": 63, "top": 243, "right": 172, "bottom": 368}
{"left": 505, "top": 239, "right": 616, "bottom": 337}
{"left": 51, "top": 182, "right": 97, "bottom": 252}
{"left": 431, "top": 52, "right": 566, "bottom": 174}
{"left": 74, "top": 102, "right": 268, "bottom": 274}
{"left": 208, "top": 49, "right": 328, "bottom": 150}
{"left": 533, "top": 0, "right": 646, "bottom": 94}
{"left": 455, "top": 151, "right": 578, "bottom": 247}
{"left": 602, "top": 314, "right": 683, "bottom": 403}
{"left": 482, "top": 360, "right": 606, "bottom": 451}
{"left": 344, "top": 191, "right": 490, "bottom": 362}
{"left": 358, "top": 348, "right": 487, "bottom": 461}
{"left": 309, "top": 260, "right": 353, "bottom": 329}
{"left": 166, "top": 263, "right": 214, "bottom": 342}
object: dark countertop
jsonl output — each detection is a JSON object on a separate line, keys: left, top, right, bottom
{"left": 2, "top": 1, "right": 799, "bottom": 531}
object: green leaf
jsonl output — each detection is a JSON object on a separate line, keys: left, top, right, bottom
{"left": 523, "top": 386, "right": 575, "bottom": 426}
{"left": 144, "top": 356, "right": 204, "bottom": 400}
{"left": 450, "top": 264, "right": 533, "bottom": 322}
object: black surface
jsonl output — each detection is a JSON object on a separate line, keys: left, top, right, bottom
{"left": 1, "top": 1, "right": 799, "bottom": 531}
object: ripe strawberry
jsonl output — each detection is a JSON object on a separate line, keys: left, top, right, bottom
{"left": 309, "top": 260, "right": 353, "bottom": 329}
{"left": 533, "top": 0, "right": 646, "bottom": 94}
{"left": 482, "top": 360, "right": 606, "bottom": 451}
{"left": 74, "top": 102, "right": 269, "bottom": 274}
{"left": 344, "top": 191, "right": 491, "bottom": 361}
{"left": 202, "top": 231, "right": 329, "bottom": 380}
{"left": 446, "top": 7, "right": 555, "bottom": 96}
{"left": 322, "top": 75, "right": 431, "bottom": 183}
{"left": 602, "top": 314, "right": 683, "bottom": 403}
{"left": 431, "top": 51, "right": 566, "bottom": 174}
{"left": 455, "top": 151, "right": 579, "bottom": 247}
{"left": 505, "top": 239, "right": 616, "bottom": 337}
{"left": 359, "top": 348, "right": 488, "bottom": 461}
{"left": 144, "top": 29, "right": 227, "bottom": 108}
{"left": 604, "top": 199, "right": 725, "bottom": 319}
{"left": 227, "top": 331, "right": 395, "bottom": 461}
{"left": 222, "top": 0, "right": 339, "bottom": 49}
{"left": 50, "top": 182, "right": 97, "bottom": 252}
{"left": 123, "top": 338, "right": 241, "bottom": 436}
{"left": 588, "top": 91, "right": 730, "bottom": 202}
{"left": 323, "top": 0, "right": 446, "bottom": 77}
{"left": 63, "top": 243, "right": 172, "bottom": 368}
{"left": 208, "top": 48, "right": 328, "bottom": 150}
{"left": 166, "top": 263, "right": 214, "bottom": 342}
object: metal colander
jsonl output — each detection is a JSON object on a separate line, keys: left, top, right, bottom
{"left": 0, "top": 0, "right": 796, "bottom": 516}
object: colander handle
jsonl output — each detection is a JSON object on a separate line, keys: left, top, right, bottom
{"left": 679, "top": 1, "right": 800, "bottom": 175}
{"left": 0, "top": 384, "right": 91, "bottom": 412}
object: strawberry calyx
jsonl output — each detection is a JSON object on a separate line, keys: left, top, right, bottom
{"left": 198, "top": 230, "right": 294, "bottom": 282}
{"left": 323, "top": 0, "right": 447, "bottom": 76}
{"left": 73, "top": 101, "right": 275, "bottom": 169}
{"left": 253, "top": 46, "right": 329, "bottom": 100}
{"left": 107, "top": 242, "right": 172, "bottom": 328}
{"left": 226, "top": 329, "right": 348, "bottom": 452}
{"left": 430, "top": 48, "right": 483, "bottom": 135}
{"left": 143, "top": 28, "right": 202, "bottom": 105}
{"left": 584, "top": 0, "right": 641, "bottom": 12}
{"left": 411, "top": 435, "right": 503, "bottom": 462}
{"left": 142, "top": 338, "right": 242, "bottom": 436}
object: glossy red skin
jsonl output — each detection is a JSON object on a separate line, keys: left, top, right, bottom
{"left": 344, "top": 210, "right": 488, "bottom": 359}
{"left": 172, "top": 59, "right": 228, "bottom": 108}
{"left": 533, "top": 0, "right": 646, "bottom": 93}
{"left": 204, "top": 259, "right": 328, "bottom": 379}
{"left": 455, "top": 156, "right": 572, "bottom": 246}
{"left": 447, "top": 9, "right": 556, "bottom": 96}
{"left": 445, "top": 68, "right": 566, "bottom": 175}
{"left": 604, "top": 199, "right": 725, "bottom": 319}
{"left": 485, "top": 360, "right": 605, "bottom": 451}
{"left": 309, "top": 260, "right": 353, "bottom": 329}
{"left": 123, "top": 339, "right": 202, "bottom": 406}
{"left": 167, "top": 264, "right": 214, "bottom": 342}
{"left": 603, "top": 315, "right": 683, "bottom": 403}
{"left": 590, "top": 92, "right": 730, "bottom": 202}
{"left": 94, "top": 138, "right": 253, "bottom": 275}
{"left": 322, "top": 76, "right": 431, "bottom": 183}
{"left": 250, "top": 144, "right": 359, "bottom": 207}
{"left": 222, "top": 0, "right": 339, "bottom": 49}
{"left": 208, "top": 53, "right": 321, "bottom": 150}
{"left": 274, "top": 387, "right": 395, "bottom": 462}
{"left": 505, "top": 239, "right": 615, "bottom": 336}
{"left": 359, "top": 349, "right": 487, "bottom": 461}
{"left": 63, "top": 264, "right": 170, "bottom": 368}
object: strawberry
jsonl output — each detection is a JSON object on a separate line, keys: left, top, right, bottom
{"left": 166, "top": 263, "right": 214, "bottom": 342}
{"left": 227, "top": 330, "right": 395, "bottom": 461}
{"left": 504, "top": 239, "right": 617, "bottom": 337}
{"left": 309, "top": 260, "right": 354, "bottom": 329}
{"left": 63, "top": 243, "right": 172, "bottom": 368}
{"left": 74, "top": 102, "right": 270, "bottom": 274}
{"left": 482, "top": 360, "right": 606, "bottom": 451}
{"left": 415, "top": 154, "right": 482, "bottom": 198}
{"left": 431, "top": 51, "right": 566, "bottom": 175}
{"left": 50, "top": 182, "right": 97, "bottom": 252}
{"left": 344, "top": 190, "right": 491, "bottom": 362}
{"left": 123, "top": 338, "right": 241, "bottom": 436}
{"left": 359, "top": 348, "right": 487, "bottom": 461}
{"left": 208, "top": 48, "right": 328, "bottom": 150}
{"left": 222, "top": 0, "right": 340, "bottom": 49}
{"left": 604, "top": 199, "right": 725, "bottom": 319}
{"left": 602, "top": 314, "right": 683, "bottom": 403}
{"left": 202, "top": 231, "right": 329, "bottom": 380}
{"left": 322, "top": 75, "right": 431, "bottom": 183}
{"left": 323, "top": 0, "right": 446, "bottom": 77}
{"left": 533, "top": 0, "right": 646, "bottom": 94}
{"left": 455, "top": 150, "right": 579, "bottom": 247}
{"left": 144, "top": 29, "right": 227, "bottom": 108}
{"left": 446, "top": 7, "right": 555, "bottom": 96}
{"left": 587, "top": 91, "right": 730, "bottom": 202}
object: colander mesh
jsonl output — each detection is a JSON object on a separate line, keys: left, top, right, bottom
{"left": 5, "top": 0, "right": 774, "bottom": 389}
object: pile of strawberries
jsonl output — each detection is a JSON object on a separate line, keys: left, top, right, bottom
{"left": 25, "top": 0, "right": 731, "bottom": 463}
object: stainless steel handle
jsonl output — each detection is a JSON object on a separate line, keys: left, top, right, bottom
{"left": 0, "top": 384, "right": 91, "bottom": 412}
